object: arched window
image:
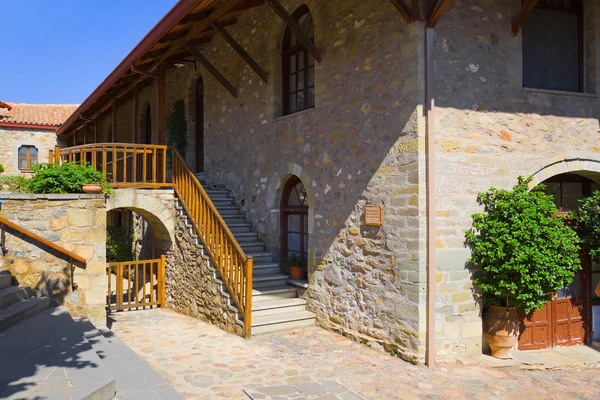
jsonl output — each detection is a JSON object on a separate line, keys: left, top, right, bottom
{"left": 18, "top": 145, "right": 37, "bottom": 171}
{"left": 282, "top": 5, "right": 315, "bottom": 116}
{"left": 280, "top": 176, "right": 308, "bottom": 260}
{"left": 144, "top": 105, "right": 152, "bottom": 144}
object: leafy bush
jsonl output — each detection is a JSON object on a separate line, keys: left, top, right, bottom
{"left": 0, "top": 175, "right": 28, "bottom": 192}
{"left": 25, "top": 162, "right": 112, "bottom": 195}
{"left": 0, "top": 164, "right": 4, "bottom": 173}
{"left": 281, "top": 254, "right": 308, "bottom": 273}
{"left": 106, "top": 226, "right": 133, "bottom": 262}
{"left": 576, "top": 190, "right": 600, "bottom": 262}
{"left": 465, "top": 176, "right": 581, "bottom": 314}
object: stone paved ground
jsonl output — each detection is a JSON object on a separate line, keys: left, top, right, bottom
{"left": 105, "top": 309, "right": 600, "bottom": 400}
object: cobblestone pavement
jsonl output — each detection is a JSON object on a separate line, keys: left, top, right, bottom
{"left": 105, "top": 309, "right": 600, "bottom": 400}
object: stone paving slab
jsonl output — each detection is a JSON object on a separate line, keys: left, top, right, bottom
{"left": 105, "top": 309, "right": 600, "bottom": 400}
{"left": 244, "top": 381, "right": 363, "bottom": 400}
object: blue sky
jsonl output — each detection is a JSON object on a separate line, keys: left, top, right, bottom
{"left": 1, "top": 0, "right": 178, "bottom": 104}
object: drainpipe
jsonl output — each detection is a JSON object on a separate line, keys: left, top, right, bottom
{"left": 425, "top": 26, "right": 437, "bottom": 368}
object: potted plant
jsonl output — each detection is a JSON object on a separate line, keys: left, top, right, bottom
{"left": 281, "top": 254, "right": 307, "bottom": 280}
{"left": 465, "top": 176, "right": 581, "bottom": 358}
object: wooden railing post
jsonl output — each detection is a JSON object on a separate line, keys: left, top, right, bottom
{"left": 49, "top": 149, "right": 54, "bottom": 164}
{"left": 244, "top": 257, "right": 253, "bottom": 338}
{"left": 159, "top": 254, "right": 166, "bottom": 308}
{"left": 54, "top": 146, "right": 61, "bottom": 165}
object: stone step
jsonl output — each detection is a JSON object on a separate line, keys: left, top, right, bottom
{"left": 205, "top": 190, "right": 230, "bottom": 199}
{"left": 0, "top": 306, "right": 116, "bottom": 400}
{"left": 228, "top": 223, "right": 253, "bottom": 233}
{"left": 251, "top": 298, "right": 308, "bottom": 318}
{"left": 246, "top": 252, "right": 274, "bottom": 264}
{"left": 252, "top": 285, "right": 298, "bottom": 302}
{"left": 253, "top": 274, "right": 290, "bottom": 288}
{"left": 0, "top": 286, "right": 33, "bottom": 310}
{"left": 240, "top": 241, "right": 266, "bottom": 253}
{"left": 251, "top": 310, "right": 316, "bottom": 335}
{"left": 232, "top": 232, "right": 260, "bottom": 243}
{"left": 222, "top": 215, "right": 247, "bottom": 225}
{"left": 0, "top": 273, "right": 12, "bottom": 290}
{"left": 212, "top": 199, "right": 235, "bottom": 207}
{"left": 216, "top": 206, "right": 242, "bottom": 216}
{"left": 75, "top": 319, "right": 185, "bottom": 399}
{"left": 0, "top": 296, "right": 51, "bottom": 332}
{"left": 253, "top": 262, "right": 281, "bottom": 276}
{"left": 195, "top": 172, "right": 205, "bottom": 182}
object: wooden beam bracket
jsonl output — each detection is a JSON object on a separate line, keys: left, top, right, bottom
{"left": 264, "top": 0, "right": 322, "bottom": 62}
{"left": 131, "top": 65, "right": 158, "bottom": 79}
{"left": 183, "top": 42, "right": 238, "bottom": 97}
{"left": 512, "top": 0, "right": 540, "bottom": 36}
{"left": 210, "top": 20, "right": 268, "bottom": 83}
{"left": 426, "top": 0, "right": 452, "bottom": 28}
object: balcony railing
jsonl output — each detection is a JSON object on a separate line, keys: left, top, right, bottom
{"left": 53, "top": 144, "right": 170, "bottom": 188}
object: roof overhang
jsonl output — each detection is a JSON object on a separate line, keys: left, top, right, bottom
{"left": 0, "top": 122, "right": 58, "bottom": 131}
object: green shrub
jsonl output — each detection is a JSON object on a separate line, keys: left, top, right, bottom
{"left": 576, "top": 190, "right": 600, "bottom": 262}
{"left": 280, "top": 254, "right": 308, "bottom": 274}
{"left": 0, "top": 164, "right": 4, "bottom": 173}
{"left": 106, "top": 226, "right": 133, "bottom": 263}
{"left": 25, "top": 162, "right": 112, "bottom": 195}
{"left": 465, "top": 176, "right": 581, "bottom": 314}
{"left": 0, "top": 175, "right": 28, "bottom": 192}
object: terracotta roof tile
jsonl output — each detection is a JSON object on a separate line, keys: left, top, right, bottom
{"left": 0, "top": 101, "right": 79, "bottom": 127}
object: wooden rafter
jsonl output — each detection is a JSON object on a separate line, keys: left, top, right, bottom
{"left": 412, "top": 0, "right": 421, "bottom": 21}
{"left": 390, "top": 0, "right": 412, "bottom": 23}
{"left": 264, "top": 0, "right": 322, "bottom": 62}
{"left": 211, "top": 21, "right": 268, "bottom": 83}
{"left": 183, "top": 42, "right": 238, "bottom": 97}
{"left": 426, "top": 0, "right": 452, "bottom": 28}
{"left": 159, "top": 30, "right": 188, "bottom": 44}
{"left": 512, "top": 0, "right": 540, "bottom": 36}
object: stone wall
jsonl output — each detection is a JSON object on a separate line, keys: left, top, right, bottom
{"left": 0, "top": 127, "right": 58, "bottom": 175}
{"left": 431, "top": 0, "right": 600, "bottom": 362}
{"left": 0, "top": 194, "right": 107, "bottom": 318}
{"left": 166, "top": 210, "right": 242, "bottom": 336}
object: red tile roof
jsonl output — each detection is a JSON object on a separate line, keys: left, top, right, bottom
{"left": 0, "top": 101, "right": 79, "bottom": 127}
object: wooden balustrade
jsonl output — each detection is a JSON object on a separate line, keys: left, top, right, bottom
{"left": 172, "top": 149, "right": 253, "bottom": 338}
{"left": 56, "top": 144, "right": 170, "bottom": 188}
{"left": 107, "top": 256, "right": 166, "bottom": 311}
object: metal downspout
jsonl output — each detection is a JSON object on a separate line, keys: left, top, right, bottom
{"left": 425, "top": 26, "right": 437, "bottom": 368}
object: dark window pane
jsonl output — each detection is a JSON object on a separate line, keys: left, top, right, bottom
{"left": 289, "top": 73, "right": 297, "bottom": 92}
{"left": 289, "top": 54, "right": 296, "bottom": 73}
{"left": 288, "top": 214, "right": 301, "bottom": 231}
{"left": 562, "top": 182, "right": 583, "bottom": 212}
{"left": 544, "top": 182, "right": 561, "bottom": 209}
{"left": 288, "top": 233, "right": 301, "bottom": 252}
{"left": 289, "top": 94, "right": 297, "bottom": 113}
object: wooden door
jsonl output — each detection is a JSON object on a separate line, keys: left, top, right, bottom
{"left": 518, "top": 304, "right": 552, "bottom": 350}
{"left": 195, "top": 78, "right": 204, "bottom": 173}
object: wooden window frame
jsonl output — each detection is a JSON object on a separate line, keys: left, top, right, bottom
{"left": 17, "top": 145, "right": 38, "bottom": 172}
{"left": 280, "top": 176, "right": 309, "bottom": 260}
{"left": 523, "top": 0, "right": 585, "bottom": 92}
{"left": 282, "top": 5, "right": 315, "bottom": 116}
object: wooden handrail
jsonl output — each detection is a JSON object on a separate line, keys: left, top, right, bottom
{"left": 0, "top": 217, "right": 86, "bottom": 264}
{"left": 171, "top": 149, "right": 253, "bottom": 338}
{"left": 57, "top": 143, "right": 170, "bottom": 189}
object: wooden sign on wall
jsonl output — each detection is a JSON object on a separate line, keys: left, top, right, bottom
{"left": 364, "top": 206, "right": 383, "bottom": 227}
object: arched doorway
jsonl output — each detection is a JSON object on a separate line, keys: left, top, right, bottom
{"left": 519, "top": 173, "right": 598, "bottom": 350}
{"left": 280, "top": 176, "right": 308, "bottom": 261}
{"left": 195, "top": 77, "right": 204, "bottom": 173}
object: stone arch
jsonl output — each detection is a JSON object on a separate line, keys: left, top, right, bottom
{"left": 266, "top": 163, "right": 316, "bottom": 270}
{"left": 528, "top": 154, "right": 600, "bottom": 189}
{"left": 265, "top": 0, "right": 324, "bottom": 119}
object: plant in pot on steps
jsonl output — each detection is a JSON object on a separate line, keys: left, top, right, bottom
{"left": 281, "top": 254, "right": 308, "bottom": 280}
{"left": 465, "top": 176, "right": 581, "bottom": 359}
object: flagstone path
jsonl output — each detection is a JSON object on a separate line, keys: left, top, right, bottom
{"left": 104, "top": 309, "right": 600, "bottom": 400}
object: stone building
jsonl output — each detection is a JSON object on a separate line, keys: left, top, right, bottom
{"left": 0, "top": 101, "right": 77, "bottom": 175}
{"left": 54, "top": 0, "right": 600, "bottom": 364}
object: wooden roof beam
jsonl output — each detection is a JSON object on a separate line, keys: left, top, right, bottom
{"left": 264, "top": 0, "right": 322, "bottom": 62}
{"left": 183, "top": 42, "right": 238, "bottom": 97}
{"left": 210, "top": 20, "right": 268, "bottom": 83}
{"left": 426, "top": 0, "right": 452, "bottom": 28}
{"left": 390, "top": 0, "right": 412, "bottom": 23}
{"left": 512, "top": 0, "right": 540, "bottom": 36}
{"left": 159, "top": 30, "right": 188, "bottom": 44}
{"left": 412, "top": 0, "right": 422, "bottom": 21}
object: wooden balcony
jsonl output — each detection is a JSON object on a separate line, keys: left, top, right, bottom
{"left": 53, "top": 144, "right": 170, "bottom": 188}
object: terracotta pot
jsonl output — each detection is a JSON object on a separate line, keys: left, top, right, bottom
{"left": 483, "top": 305, "right": 519, "bottom": 359}
{"left": 82, "top": 184, "right": 102, "bottom": 194}
{"left": 289, "top": 265, "right": 306, "bottom": 280}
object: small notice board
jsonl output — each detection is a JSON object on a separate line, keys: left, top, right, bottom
{"left": 364, "top": 206, "right": 383, "bottom": 227}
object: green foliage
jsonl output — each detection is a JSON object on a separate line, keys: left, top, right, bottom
{"left": 280, "top": 254, "right": 308, "bottom": 273}
{"left": 465, "top": 176, "right": 581, "bottom": 315}
{"left": 576, "top": 190, "right": 600, "bottom": 262}
{"left": 106, "top": 226, "right": 133, "bottom": 263}
{"left": 0, "top": 175, "right": 28, "bottom": 192}
{"left": 25, "top": 162, "right": 112, "bottom": 195}
{"left": 166, "top": 100, "right": 187, "bottom": 156}
{"left": 0, "top": 164, "right": 4, "bottom": 173}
